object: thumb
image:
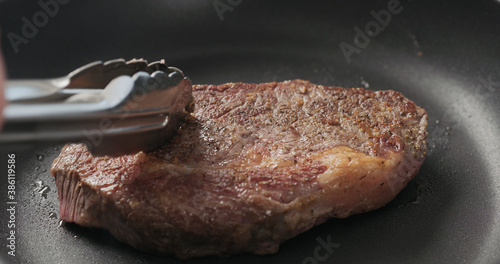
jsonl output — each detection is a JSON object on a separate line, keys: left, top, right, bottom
{"left": 0, "top": 30, "right": 5, "bottom": 131}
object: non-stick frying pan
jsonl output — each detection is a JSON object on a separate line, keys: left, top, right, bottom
{"left": 0, "top": 0, "right": 499, "bottom": 263}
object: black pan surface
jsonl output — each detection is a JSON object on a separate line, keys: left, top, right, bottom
{"left": 0, "top": 0, "right": 499, "bottom": 263}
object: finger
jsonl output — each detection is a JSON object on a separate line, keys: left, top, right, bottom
{"left": 0, "top": 31, "right": 5, "bottom": 131}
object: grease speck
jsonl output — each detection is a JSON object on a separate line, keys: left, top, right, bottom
{"left": 33, "top": 179, "right": 50, "bottom": 199}
{"left": 49, "top": 212, "right": 57, "bottom": 219}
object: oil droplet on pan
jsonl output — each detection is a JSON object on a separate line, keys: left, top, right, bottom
{"left": 49, "top": 212, "right": 57, "bottom": 219}
{"left": 33, "top": 179, "right": 50, "bottom": 199}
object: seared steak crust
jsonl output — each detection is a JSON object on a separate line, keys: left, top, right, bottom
{"left": 51, "top": 80, "right": 427, "bottom": 258}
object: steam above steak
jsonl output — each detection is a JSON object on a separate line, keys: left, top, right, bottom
{"left": 51, "top": 80, "right": 428, "bottom": 258}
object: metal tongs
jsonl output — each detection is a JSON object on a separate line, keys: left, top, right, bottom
{"left": 0, "top": 59, "right": 194, "bottom": 155}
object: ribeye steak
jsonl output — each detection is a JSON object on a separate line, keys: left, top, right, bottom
{"left": 51, "top": 79, "right": 428, "bottom": 258}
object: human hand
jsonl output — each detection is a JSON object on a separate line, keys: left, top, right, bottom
{"left": 0, "top": 36, "right": 5, "bottom": 131}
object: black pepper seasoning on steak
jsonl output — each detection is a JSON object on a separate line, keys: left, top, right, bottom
{"left": 51, "top": 79, "right": 427, "bottom": 258}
